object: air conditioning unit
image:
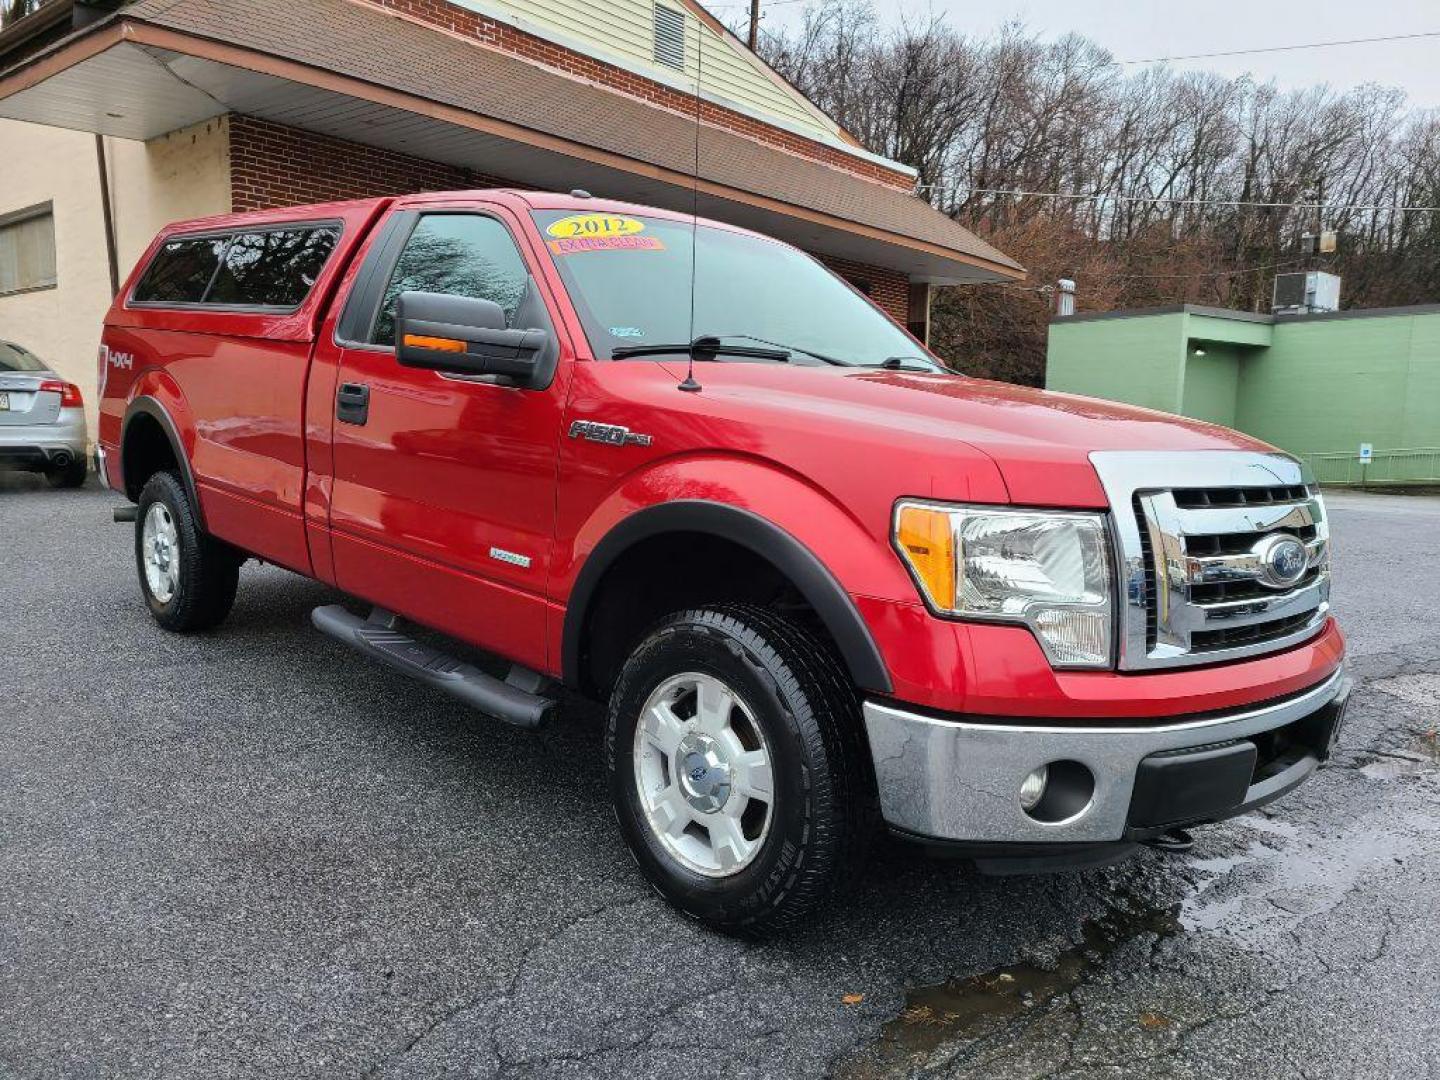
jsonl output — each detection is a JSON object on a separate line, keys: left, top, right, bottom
{"left": 1273, "top": 271, "right": 1341, "bottom": 315}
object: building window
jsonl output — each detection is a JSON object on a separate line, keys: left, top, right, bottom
{"left": 0, "top": 203, "right": 57, "bottom": 296}
{"left": 653, "top": 4, "right": 686, "bottom": 70}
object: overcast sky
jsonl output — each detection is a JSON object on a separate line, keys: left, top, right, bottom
{"left": 738, "top": 0, "right": 1440, "bottom": 109}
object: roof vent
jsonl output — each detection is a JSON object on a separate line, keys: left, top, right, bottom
{"left": 653, "top": 5, "right": 686, "bottom": 70}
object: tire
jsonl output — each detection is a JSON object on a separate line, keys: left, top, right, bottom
{"left": 134, "top": 471, "right": 240, "bottom": 632}
{"left": 46, "top": 456, "right": 87, "bottom": 489}
{"left": 605, "top": 603, "right": 878, "bottom": 934}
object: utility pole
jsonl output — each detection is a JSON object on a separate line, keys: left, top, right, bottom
{"left": 747, "top": 0, "right": 760, "bottom": 50}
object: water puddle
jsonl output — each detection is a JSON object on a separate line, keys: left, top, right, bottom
{"left": 1359, "top": 752, "right": 1434, "bottom": 781}
{"left": 1179, "top": 810, "right": 1435, "bottom": 942}
{"left": 854, "top": 897, "right": 1181, "bottom": 1068}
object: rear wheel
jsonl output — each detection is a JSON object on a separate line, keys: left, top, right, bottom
{"left": 46, "top": 456, "right": 87, "bottom": 489}
{"left": 135, "top": 471, "right": 240, "bottom": 631}
{"left": 605, "top": 603, "right": 878, "bottom": 933}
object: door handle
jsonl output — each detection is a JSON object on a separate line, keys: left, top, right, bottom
{"left": 337, "top": 382, "right": 370, "bottom": 425}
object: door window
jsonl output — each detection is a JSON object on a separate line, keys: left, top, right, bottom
{"left": 370, "top": 215, "right": 530, "bottom": 346}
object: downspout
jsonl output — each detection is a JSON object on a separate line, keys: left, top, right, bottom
{"left": 95, "top": 132, "right": 119, "bottom": 296}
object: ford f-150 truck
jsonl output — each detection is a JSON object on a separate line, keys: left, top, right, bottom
{"left": 96, "top": 190, "right": 1349, "bottom": 932}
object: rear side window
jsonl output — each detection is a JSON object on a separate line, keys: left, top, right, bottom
{"left": 207, "top": 228, "right": 339, "bottom": 307}
{"left": 130, "top": 224, "right": 339, "bottom": 309}
{"left": 131, "top": 236, "right": 227, "bottom": 304}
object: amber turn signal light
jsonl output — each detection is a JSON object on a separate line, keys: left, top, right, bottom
{"left": 402, "top": 334, "right": 466, "bottom": 353}
{"left": 895, "top": 504, "right": 955, "bottom": 609}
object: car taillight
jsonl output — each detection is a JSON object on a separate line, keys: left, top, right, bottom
{"left": 40, "top": 380, "right": 84, "bottom": 408}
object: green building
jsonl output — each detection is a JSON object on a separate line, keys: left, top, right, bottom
{"left": 1045, "top": 304, "right": 1440, "bottom": 485}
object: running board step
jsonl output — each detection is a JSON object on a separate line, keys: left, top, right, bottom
{"left": 311, "top": 605, "right": 555, "bottom": 729}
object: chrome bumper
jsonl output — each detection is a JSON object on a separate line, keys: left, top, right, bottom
{"left": 863, "top": 670, "right": 1349, "bottom": 845}
{"left": 94, "top": 443, "right": 110, "bottom": 490}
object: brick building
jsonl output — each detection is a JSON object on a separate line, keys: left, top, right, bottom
{"left": 0, "top": 0, "right": 1021, "bottom": 432}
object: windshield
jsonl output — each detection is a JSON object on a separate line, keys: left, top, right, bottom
{"left": 531, "top": 210, "right": 925, "bottom": 367}
{"left": 0, "top": 341, "right": 46, "bottom": 373}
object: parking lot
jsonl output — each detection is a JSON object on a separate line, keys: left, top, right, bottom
{"left": 2, "top": 476, "right": 1438, "bottom": 1080}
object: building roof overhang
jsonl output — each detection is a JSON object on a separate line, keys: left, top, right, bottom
{"left": 0, "top": 0, "right": 1023, "bottom": 284}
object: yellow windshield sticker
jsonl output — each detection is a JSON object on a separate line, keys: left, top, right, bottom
{"left": 548, "top": 235, "right": 666, "bottom": 255}
{"left": 546, "top": 213, "right": 646, "bottom": 240}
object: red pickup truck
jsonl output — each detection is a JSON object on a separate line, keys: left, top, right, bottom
{"left": 96, "top": 190, "right": 1348, "bottom": 931}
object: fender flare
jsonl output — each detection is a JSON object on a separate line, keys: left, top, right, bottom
{"left": 120, "top": 396, "right": 205, "bottom": 528}
{"left": 562, "top": 500, "right": 892, "bottom": 694}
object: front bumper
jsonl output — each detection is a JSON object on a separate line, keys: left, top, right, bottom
{"left": 863, "top": 669, "right": 1350, "bottom": 846}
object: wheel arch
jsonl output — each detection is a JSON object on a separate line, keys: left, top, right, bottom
{"left": 120, "top": 396, "right": 205, "bottom": 528}
{"left": 562, "top": 500, "right": 892, "bottom": 697}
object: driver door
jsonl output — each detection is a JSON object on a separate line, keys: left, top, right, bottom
{"left": 322, "top": 203, "right": 572, "bottom": 672}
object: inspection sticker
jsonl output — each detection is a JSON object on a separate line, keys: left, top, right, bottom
{"left": 548, "top": 235, "right": 665, "bottom": 255}
{"left": 546, "top": 213, "right": 646, "bottom": 239}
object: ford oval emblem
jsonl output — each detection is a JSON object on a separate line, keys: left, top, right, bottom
{"left": 1252, "top": 533, "right": 1309, "bottom": 590}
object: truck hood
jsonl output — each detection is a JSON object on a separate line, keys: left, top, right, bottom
{"left": 694, "top": 365, "right": 1275, "bottom": 507}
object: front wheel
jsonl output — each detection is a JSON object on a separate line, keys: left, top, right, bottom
{"left": 605, "top": 604, "right": 878, "bottom": 933}
{"left": 135, "top": 471, "right": 240, "bottom": 632}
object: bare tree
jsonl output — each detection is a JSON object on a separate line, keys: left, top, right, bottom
{"left": 749, "top": 1, "right": 1440, "bottom": 383}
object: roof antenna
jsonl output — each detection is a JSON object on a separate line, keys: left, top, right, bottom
{"left": 678, "top": 10, "right": 703, "bottom": 393}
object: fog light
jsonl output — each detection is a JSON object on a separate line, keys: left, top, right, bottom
{"left": 1019, "top": 765, "right": 1049, "bottom": 810}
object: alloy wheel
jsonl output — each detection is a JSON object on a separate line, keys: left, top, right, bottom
{"left": 632, "top": 671, "right": 775, "bottom": 877}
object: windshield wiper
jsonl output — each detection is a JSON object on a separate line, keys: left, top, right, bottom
{"left": 612, "top": 336, "right": 790, "bottom": 362}
{"left": 702, "top": 333, "right": 847, "bottom": 366}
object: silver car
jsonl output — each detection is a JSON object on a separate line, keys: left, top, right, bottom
{"left": 0, "top": 340, "right": 88, "bottom": 488}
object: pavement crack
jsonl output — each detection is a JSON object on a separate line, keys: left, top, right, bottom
{"left": 368, "top": 894, "right": 652, "bottom": 1075}
{"left": 1365, "top": 910, "right": 1400, "bottom": 964}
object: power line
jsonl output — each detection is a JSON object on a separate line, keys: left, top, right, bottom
{"left": 960, "top": 258, "right": 1307, "bottom": 287}
{"left": 703, "top": 0, "right": 806, "bottom": 9}
{"left": 1118, "top": 258, "right": 1305, "bottom": 281}
{"left": 919, "top": 185, "right": 1440, "bottom": 213}
{"left": 1120, "top": 29, "right": 1440, "bottom": 65}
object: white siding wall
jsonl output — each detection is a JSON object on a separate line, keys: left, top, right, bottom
{"left": 453, "top": 0, "right": 848, "bottom": 144}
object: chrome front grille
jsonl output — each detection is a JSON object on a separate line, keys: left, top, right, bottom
{"left": 1092, "top": 452, "right": 1332, "bottom": 671}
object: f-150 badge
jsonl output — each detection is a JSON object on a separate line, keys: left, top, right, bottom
{"left": 568, "top": 420, "right": 653, "bottom": 447}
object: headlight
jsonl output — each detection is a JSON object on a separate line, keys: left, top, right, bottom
{"left": 894, "top": 502, "right": 1113, "bottom": 668}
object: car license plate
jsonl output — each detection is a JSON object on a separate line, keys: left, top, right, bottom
{"left": 0, "top": 392, "right": 9, "bottom": 411}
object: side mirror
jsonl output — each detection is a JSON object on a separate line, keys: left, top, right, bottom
{"left": 396, "top": 290, "right": 549, "bottom": 385}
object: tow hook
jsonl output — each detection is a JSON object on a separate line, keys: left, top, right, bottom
{"left": 1143, "top": 828, "right": 1195, "bottom": 854}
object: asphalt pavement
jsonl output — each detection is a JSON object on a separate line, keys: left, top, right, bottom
{"left": 1, "top": 477, "right": 1437, "bottom": 1079}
